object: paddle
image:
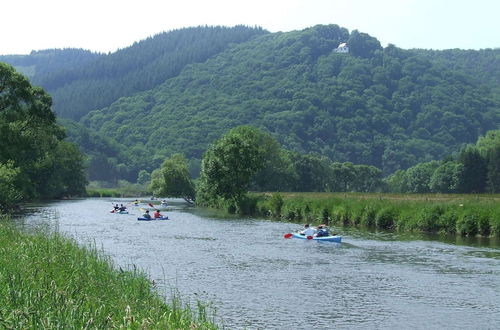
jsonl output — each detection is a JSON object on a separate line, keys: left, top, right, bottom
{"left": 284, "top": 233, "right": 292, "bottom": 239}
{"left": 307, "top": 236, "right": 313, "bottom": 239}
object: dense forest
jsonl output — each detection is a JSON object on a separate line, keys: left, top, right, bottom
{"left": 1, "top": 26, "right": 267, "bottom": 120}
{"left": 2, "top": 24, "right": 500, "bottom": 186}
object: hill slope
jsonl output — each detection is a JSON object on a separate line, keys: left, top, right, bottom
{"left": 81, "top": 25, "right": 500, "bottom": 175}
{"left": 1, "top": 26, "right": 268, "bottom": 120}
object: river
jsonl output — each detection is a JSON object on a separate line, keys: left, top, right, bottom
{"left": 19, "top": 198, "right": 500, "bottom": 329}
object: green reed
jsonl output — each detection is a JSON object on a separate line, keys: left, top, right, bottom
{"left": 0, "top": 217, "right": 218, "bottom": 329}
{"left": 252, "top": 192, "right": 500, "bottom": 237}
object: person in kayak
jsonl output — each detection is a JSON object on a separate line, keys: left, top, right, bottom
{"left": 119, "top": 204, "right": 127, "bottom": 212}
{"left": 142, "top": 210, "right": 151, "bottom": 219}
{"left": 153, "top": 209, "right": 162, "bottom": 219}
{"left": 300, "top": 223, "right": 316, "bottom": 236}
{"left": 315, "top": 225, "right": 329, "bottom": 237}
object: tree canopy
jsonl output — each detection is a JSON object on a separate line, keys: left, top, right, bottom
{"left": 0, "top": 63, "right": 86, "bottom": 210}
{"left": 149, "top": 154, "right": 195, "bottom": 201}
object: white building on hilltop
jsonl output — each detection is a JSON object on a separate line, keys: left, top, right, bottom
{"left": 334, "top": 42, "right": 349, "bottom": 53}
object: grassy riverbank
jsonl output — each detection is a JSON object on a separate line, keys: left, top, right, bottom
{"left": 0, "top": 217, "right": 217, "bottom": 329}
{"left": 251, "top": 192, "right": 500, "bottom": 237}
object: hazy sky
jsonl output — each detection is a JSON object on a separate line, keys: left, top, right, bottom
{"left": 1, "top": 0, "right": 499, "bottom": 55}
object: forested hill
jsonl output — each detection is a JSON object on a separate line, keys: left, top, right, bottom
{"left": 80, "top": 24, "right": 500, "bottom": 176}
{"left": 0, "top": 26, "right": 268, "bottom": 120}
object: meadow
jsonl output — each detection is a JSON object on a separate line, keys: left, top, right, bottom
{"left": 251, "top": 192, "right": 500, "bottom": 237}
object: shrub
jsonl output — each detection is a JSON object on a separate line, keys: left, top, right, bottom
{"left": 456, "top": 213, "right": 478, "bottom": 236}
{"left": 375, "top": 207, "right": 398, "bottom": 229}
{"left": 269, "top": 193, "right": 284, "bottom": 217}
{"left": 438, "top": 210, "right": 458, "bottom": 234}
{"left": 360, "top": 204, "right": 377, "bottom": 227}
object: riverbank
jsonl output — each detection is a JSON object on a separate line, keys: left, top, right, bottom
{"left": 0, "top": 216, "right": 218, "bottom": 329}
{"left": 250, "top": 192, "right": 500, "bottom": 237}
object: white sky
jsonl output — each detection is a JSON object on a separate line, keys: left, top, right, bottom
{"left": 1, "top": 0, "right": 499, "bottom": 55}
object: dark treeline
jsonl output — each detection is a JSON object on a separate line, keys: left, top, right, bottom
{"left": 193, "top": 126, "right": 500, "bottom": 206}
{"left": 387, "top": 130, "right": 500, "bottom": 194}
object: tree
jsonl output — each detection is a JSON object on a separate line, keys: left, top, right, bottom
{"left": 137, "top": 170, "right": 151, "bottom": 185}
{"left": 458, "top": 146, "right": 487, "bottom": 193}
{"left": 429, "top": 161, "right": 464, "bottom": 193}
{"left": 0, "top": 161, "right": 21, "bottom": 211}
{"left": 197, "top": 126, "right": 268, "bottom": 204}
{"left": 0, "top": 62, "right": 86, "bottom": 203}
{"left": 149, "top": 154, "right": 195, "bottom": 201}
{"left": 250, "top": 135, "right": 294, "bottom": 192}
{"left": 329, "top": 162, "right": 355, "bottom": 192}
{"left": 404, "top": 161, "right": 440, "bottom": 193}
{"left": 486, "top": 145, "right": 500, "bottom": 193}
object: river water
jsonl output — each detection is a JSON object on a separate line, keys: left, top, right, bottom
{"left": 19, "top": 198, "right": 500, "bottom": 329}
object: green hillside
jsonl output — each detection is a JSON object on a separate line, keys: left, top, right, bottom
{"left": 1, "top": 26, "right": 267, "bottom": 121}
{"left": 3, "top": 24, "right": 500, "bottom": 183}
{"left": 81, "top": 24, "right": 500, "bottom": 176}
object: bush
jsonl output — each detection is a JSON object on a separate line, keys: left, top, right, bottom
{"left": 360, "top": 204, "right": 377, "bottom": 227}
{"left": 375, "top": 208, "right": 397, "bottom": 229}
{"left": 438, "top": 210, "right": 458, "bottom": 234}
{"left": 417, "top": 206, "right": 444, "bottom": 232}
{"left": 456, "top": 213, "right": 479, "bottom": 236}
{"left": 269, "top": 193, "right": 284, "bottom": 217}
{"left": 477, "top": 213, "right": 491, "bottom": 236}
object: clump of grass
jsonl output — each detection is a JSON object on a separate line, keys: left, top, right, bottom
{"left": 0, "top": 217, "right": 218, "bottom": 329}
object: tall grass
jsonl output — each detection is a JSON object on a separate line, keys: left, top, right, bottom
{"left": 251, "top": 192, "right": 500, "bottom": 237}
{"left": 0, "top": 216, "right": 218, "bottom": 329}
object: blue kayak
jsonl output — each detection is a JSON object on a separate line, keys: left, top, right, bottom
{"left": 137, "top": 216, "right": 169, "bottom": 221}
{"left": 111, "top": 210, "right": 129, "bottom": 214}
{"left": 291, "top": 233, "right": 341, "bottom": 243}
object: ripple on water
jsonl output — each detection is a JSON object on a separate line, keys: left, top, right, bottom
{"left": 17, "top": 199, "right": 500, "bottom": 330}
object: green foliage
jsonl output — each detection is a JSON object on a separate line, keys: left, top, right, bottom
{"left": 4, "top": 25, "right": 500, "bottom": 184}
{"left": 65, "top": 25, "right": 500, "bottom": 177}
{"left": 197, "top": 126, "right": 269, "bottom": 205}
{"left": 0, "top": 63, "right": 87, "bottom": 206}
{"left": 149, "top": 154, "right": 195, "bottom": 200}
{"left": 375, "top": 207, "right": 397, "bottom": 229}
{"left": 0, "top": 161, "right": 22, "bottom": 211}
{"left": 456, "top": 212, "right": 479, "bottom": 236}
{"left": 429, "top": 161, "right": 464, "bottom": 193}
{"left": 0, "top": 221, "right": 218, "bottom": 329}
{"left": 2, "top": 26, "right": 266, "bottom": 121}
{"left": 458, "top": 146, "right": 487, "bottom": 193}
{"left": 250, "top": 192, "right": 500, "bottom": 237}
{"left": 137, "top": 169, "right": 151, "bottom": 185}
{"left": 486, "top": 144, "right": 500, "bottom": 193}
{"left": 269, "top": 193, "right": 284, "bottom": 217}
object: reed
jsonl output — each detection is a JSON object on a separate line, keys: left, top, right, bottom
{"left": 251, "top": 192, "right": 500, "bottom": 237}
{"left": 0, "top": 217, "right": 218, "bottom": 329}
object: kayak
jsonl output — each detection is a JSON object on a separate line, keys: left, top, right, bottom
{"left": 110, "top": 210, "right": 129, "bottom": 214}
{"left": 137, "top": 216, "right": 169, "bottom": 221}
{"left": 291, "top": 233, "right": 342, "bottom": 243}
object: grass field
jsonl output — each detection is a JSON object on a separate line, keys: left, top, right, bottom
{"left": 251, "top": 192, "right": 500, "bottom": 237}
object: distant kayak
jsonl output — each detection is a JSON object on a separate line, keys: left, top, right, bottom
{"left": 137, "top": 216, "right": 169, "bottom": 221}
{"left": 110, "top": 210, "right": 129, "bottom": 214}
{"left": 291, "top": 233, "right": 341, "bottom": 243}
